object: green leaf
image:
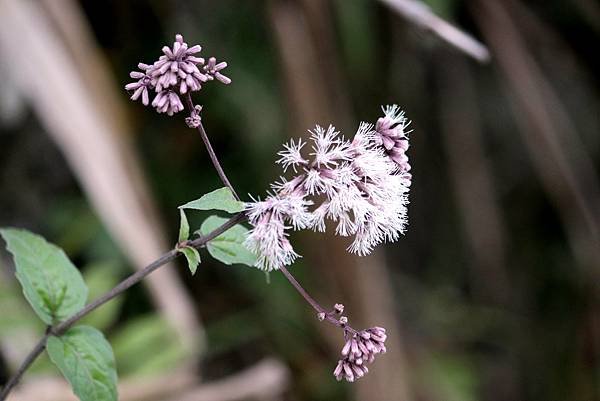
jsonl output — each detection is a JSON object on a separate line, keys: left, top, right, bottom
{"left": 178, "top": 209, "right": 190, "bottom": 242}
{"left": 0, "top": 228, "right": 88, "bottom": 325}
{"left": 199, "top": 216, "right": 257, "bottom": 267}
{"left": 179, "top": 187, "right": 244, "bottom": 214}
{"left": 47, "top": 325, "right": 118, "bottom": 401}
{"left": 178, "top": 246, "right": 200, "bottom": 275}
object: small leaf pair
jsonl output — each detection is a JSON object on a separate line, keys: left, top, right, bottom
{"left": 177, "top": 187, "right": 256, "bottom": 274}
{"left": 177, "top": 209, "right": 201, "bottom": 274}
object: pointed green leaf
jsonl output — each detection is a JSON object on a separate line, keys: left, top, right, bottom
{"left": 178, "top": 209, "right": 190, "bottom": 242}
{"left": 47, "top": 325, "right": 118, "bottom": 401}
{"left": 179, "top": 187, "right": 244, "bottom": 214}
{"left": 178, "top": 246, "right": 200, "bottom": 275}
{"left": 199, "top": 216, "right": 257, "bottom": 267}
{"left": 0, "top": 228, "right": 88, "bottom": 325}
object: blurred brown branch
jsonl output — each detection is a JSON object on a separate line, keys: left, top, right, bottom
{"left": 471, "top": 0, "right": 600, "bottom": 280}
{"left": 436, "top": 52, "right": 510, "bottom": 306}
{"left": 165, "top": 358, "right": 290, "bottom": 401}
{"left": 574, "top": 0, "right": 600, "bottom": 32}
{"left": 5, "top": 373, "right": 192, "bottom": 401}
{"left": 6, "top": 358, "right": 289, "bottom": 401}
{"left": 380, "top": 0, "right": 491, "bottom": 62}
{"left": 437, "top": 50, "right": 519, "bottom": 400}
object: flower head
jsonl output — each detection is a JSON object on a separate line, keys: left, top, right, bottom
{"left": 277, "top": 138, "right": 308, "bottom": 172}
{"left": 151, "top": 90, "right": 184, "bottom": 116}
{"left": 125, "top": 34, "right": 231, "bottom": 115}
{"left": 244, "top": 193, "right": 313, "bottom": 271}
{"left": 151, "top": 34, "right": 207, "bottom": 93}
{"left": 309, "top": 125, "right": 351, "bottom": 167}
{"left": 333, "top": 326, "right": 387, "bottom": 382}
{"left": 374, "top": 105, "right": 411, "bottom": 177}
{"left": 203, "top": 57, "right": 232, "bottom": 85}
{"left": 125, "top": 63, "right": 154, "bottom": 106}
{"left": 245, "top": 105, "right": 412, "bottom": 270}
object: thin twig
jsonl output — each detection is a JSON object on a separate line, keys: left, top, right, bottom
{"left": 183, "top": 98, "right": 350, "bottom": 333}
{"left": 164, "top": 358, "right": 290, "bottom": 401}
{"left": 279, "top": 266, "right": 324, "bottom": 314}
{"left": 183, "top": 93, "right": 239, "bottom": 200}
{"left": 379, "top": 0, "right": 491, "bottom": 63}
{"left": 0, "top": 213, "right": 244, "bottom": 400}
{"left": 279, "top": 266, "right": 352, "bottom": 331}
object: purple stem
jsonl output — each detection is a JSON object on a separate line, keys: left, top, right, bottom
{"left": 279, "top": 266, "right": 324, "bottom": 313}
{"left": 279, "top": 266, "right": 354, "bottom": 332}
{"left": 183, "top": 93, "right": 239, "bottom": 200}
{"left": 182, "top": 100, "right": 354, "bottom": 333}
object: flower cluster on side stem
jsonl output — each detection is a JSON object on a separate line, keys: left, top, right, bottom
{"left": 245, "top": 106, "right": 412, "bottom": 271}
{"left": 314, "top": 302, "right": 388, "bottom": 382}
{"left": 334, "top": 326, "right": 387, "bottom": 382}
{"left": 125, "top": 34, "right": 231, "bottom": 115}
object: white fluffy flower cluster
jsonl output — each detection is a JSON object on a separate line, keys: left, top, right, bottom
{"left": 245, "top": 106, "right": 412, "bottom": 271}
{"left": 244, "top": 193, "right": 314, "bottom": 270}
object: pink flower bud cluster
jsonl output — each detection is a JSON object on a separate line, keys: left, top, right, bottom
{"left": 334, "top": 327, "right": 387, "bottom": 382}
{"left": 245, "top": 106, "right": 412, "bottom": 271}
{"left": 374, "top": 105, "right": 412, "bottom": 185}
{"left": 125, "top": 34, "right": 231, "bottom": 115}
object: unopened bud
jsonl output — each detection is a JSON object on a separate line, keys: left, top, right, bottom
{"left": 185, "top": 115, "right": 201, "bottom": 128}
{"left": 339, "top": 316, "right": 348, "bottom": 325}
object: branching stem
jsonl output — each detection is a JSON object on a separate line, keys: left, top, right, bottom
{"left": 279, "top": 266, "right": 353, "bottom": 331}
{"left": 0, "top": 213, "right": 244, "bottom": 400}
{"left": 184, "top": 109, "right": 353, "bottom": 332}
{"left": 1, "top": 95, "right": 351, "bottom": 399}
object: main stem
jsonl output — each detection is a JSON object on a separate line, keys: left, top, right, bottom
{"left": 279, "top": 266, "right": 348, "bottom": 329}
{"left": 1, "top": 101, "right": 349, "bottom": 399}
{"left": 184, "top": 93, "right": 239, "bottom": 200}
{"left": 185, "top": 106, "right": 349, "bottom": 331}
{"left": 0, "top": 213, "right": 244, "bottom": 401}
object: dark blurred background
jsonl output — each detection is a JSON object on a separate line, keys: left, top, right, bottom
{"left": 0, "top": 0, "right": 599, "bottom": 400}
